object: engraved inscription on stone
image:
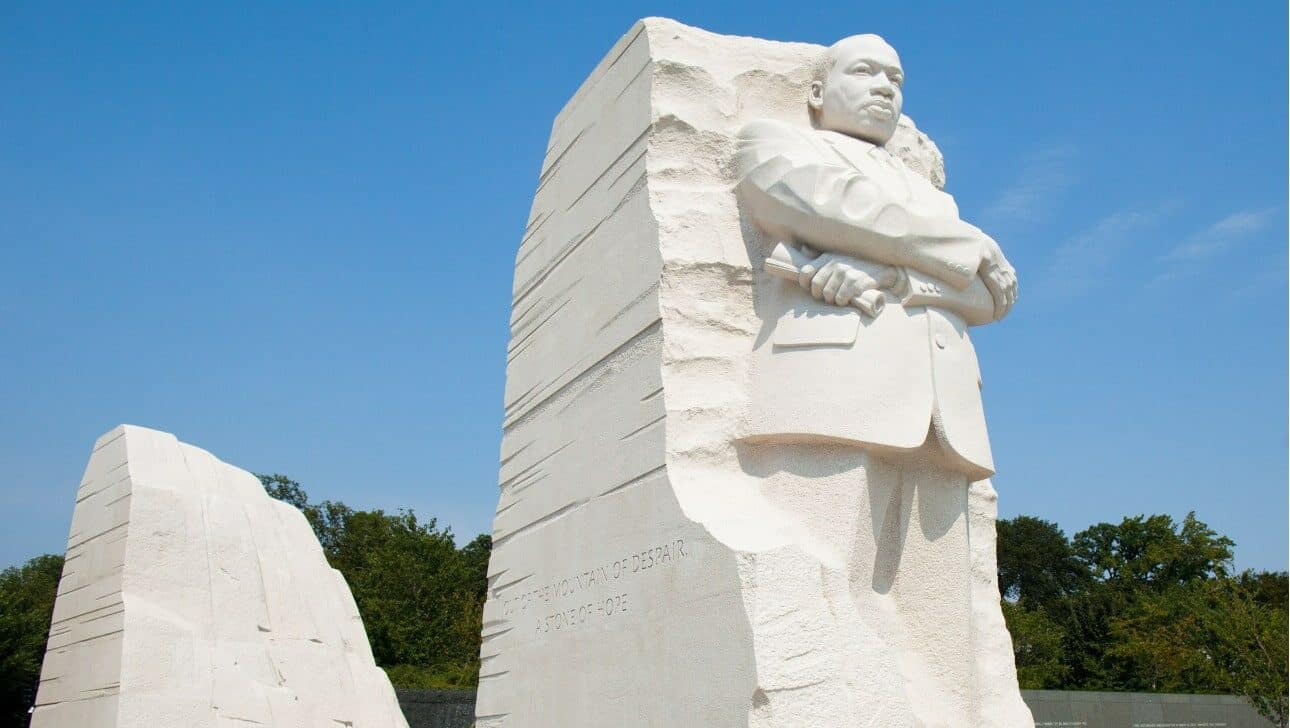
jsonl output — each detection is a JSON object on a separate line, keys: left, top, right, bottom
{"left": 499, "top": 538, "right": 689, "bottom": 636}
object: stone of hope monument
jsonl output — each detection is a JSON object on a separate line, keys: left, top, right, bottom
{"left": 481, "top": 18, "right": 1032, "bottom": 728}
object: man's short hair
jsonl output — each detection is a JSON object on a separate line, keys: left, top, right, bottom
{"left": 811, "top": 34, "right": 890, "bottom": 84}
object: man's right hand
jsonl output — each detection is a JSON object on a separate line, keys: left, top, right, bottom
{"left": 798, "top": 253, "right": 900, "bottom": 307}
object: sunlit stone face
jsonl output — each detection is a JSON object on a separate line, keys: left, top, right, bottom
{"left": 810, "top": 35, "right": 904, "bottom": 145}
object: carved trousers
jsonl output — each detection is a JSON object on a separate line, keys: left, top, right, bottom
{"left": 743, "top": 433, "right": 1030, "bottom": 728}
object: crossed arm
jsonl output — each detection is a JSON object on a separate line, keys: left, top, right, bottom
{"left": 736, "top": 119, "right": 1017, "bottom": 322}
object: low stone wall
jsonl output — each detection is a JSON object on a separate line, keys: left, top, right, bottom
{"left": 395, "top": 689, "right": 477, "bottom": 728}
{"left": 1025, "top": 689, "right": 1274, "bottom": 728}
{"left": 395, "top": 689, "right": 1276, "bottom": 728}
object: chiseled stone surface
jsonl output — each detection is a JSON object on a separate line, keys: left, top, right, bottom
{"left": 31, "top": 425, "right": 408, "bottom": 728}
{"left": 482, "top": 17, "right": 1033, "bottom": 728}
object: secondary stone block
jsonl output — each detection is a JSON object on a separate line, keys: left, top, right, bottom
{"left": 31, "top": 425, "right": 408, "bottom": 728}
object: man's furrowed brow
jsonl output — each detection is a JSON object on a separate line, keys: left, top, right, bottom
{"left": 844, "top": 55, "right": 903, "bottom": 78}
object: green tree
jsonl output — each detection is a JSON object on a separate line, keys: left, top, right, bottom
{"left": 1001, "top": 601, "right": 1068, "bottom": 688}
{"left": 1107, "top": 581, "right": 1224, "bottom": 692}
{"left": 0, "top": 554, "right": 64, "bottom": 726}
{"left": 257, "top": 474, "right": 489, "bottom": 688}
{"left": 1235, "top": 569, "right": 1289, "bottom": 609}
{"left": 1072, "top": 512, "right": 1233, "bottom": 590}
{"left": 1198, "top": 574, "right": 1289, "bottom": 728}
{"left": 1059, "top": 512, "right": 1237, "bottom": 690}
{"left": 997, "top": 516, "right": 1088, "bottom": 608}
{"left": 1112, "top": 573, "right": 1288, "bottom": 726}
{"left": 258, "top": 473, "right": 310, "bottom": 511}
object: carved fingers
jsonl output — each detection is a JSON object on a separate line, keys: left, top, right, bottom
{"left": 800, "top": 255, "right": 897, "bottom": 307}
{"left": 982, "top": 263, "right": 1018, "bottom": 320}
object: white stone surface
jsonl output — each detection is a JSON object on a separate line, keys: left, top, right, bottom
{"left": 480, "top": 18, "right": 1032, "bottom": 727}
{"left": 31, "top": 425, "right": 408, "bottom": 728}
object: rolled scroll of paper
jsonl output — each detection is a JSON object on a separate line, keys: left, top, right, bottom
{"left": 764, "top": 242, "right": 886, "bottom": 317}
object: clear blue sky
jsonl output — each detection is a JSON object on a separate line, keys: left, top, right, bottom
{"left": 2, "top": 1, "right": 1286, "bottom": 571}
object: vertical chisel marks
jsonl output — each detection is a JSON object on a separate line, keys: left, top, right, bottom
{"left": 488, "top": 573, "right": 531, "bottom": 597}
{"left": 493, "top": 499, "right": 521, "bottom": 519}
{"left": 536, "top": 125, "right": 591, "bottom": 196}
{"left": 509, "top": 275, "right": 580, "bottom": 349}
{"left": 491, "top": 498, "right": 587, "bottom": 548}
{"left": 605, "top": 147, "right": 649, "bottom": 193}
{"left": 600, "top": 464, "right": 667, "bottom": 497}
{"left": 510, "top": 218, "right": 605, "bottom": 313}
{"left": 502, "top": 319, "right": 661, "bottom": 430}
{"left": 512, "top": 273, "right": 582, "bottom": 331}
{"left": 498, "top": 441, "right": 532, "bottom": 468}
{"left": 605, "top": 24, "right": 647, "bottom": 77}
{"left": 481, "top": 626, "right": 514, "bottom": 644}
{"left": 498, "top": 441, "right": 573, "bottom": 492}
{"left": 92, "top": 428, "right": 126, "bottom": 453}
{"left": 596, "top": 282, "right": 658, "bottom": 334}
{"left": 492, "top": 463, "right": 667, "bottom": 548}
{"left": 619, "top": 413, "right": 666, "bottom": 442}
{"left": 515, "top": 209, "right": 554, "bottom": 269}
{"left": 615, "top": 60, "right": 652, "bottom": 101}
{"left": 503, "top": 469, "right": 547, "bottom": 497}
{"left": 502, "top": 381, "right": 540, "bottom": 417}
{"left": 509, "top": 292, "right": 574, "bottom": 353}
{"left": 553, "top": 22, "right": 646, "bottom": 124}
{"left": 564, "top": 126, "right": 651, "bottom": 213}
{"left": 507, "top": 298, "right": 573, "bottom": 366}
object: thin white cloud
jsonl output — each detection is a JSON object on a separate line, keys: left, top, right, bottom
{"left": 1044, "top": 203, "right": 1176, "bottom": 297}
{"left": 1148, "top": 207, "right": 1281, "bottom": 288}
{"left": 1159, "top": 208, "right": 1279, "bottom": 263}
{"left": 985, "top": 145, "right": 1076, "bottom": 224}
{"left": 1233, "top": 255, "right": 1288, "bottom": 300}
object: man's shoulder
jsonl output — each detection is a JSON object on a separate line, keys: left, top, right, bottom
{"left": 738, "top": 118, "right": 816, "bottom": 145}
{"left": 737, "top": 118, "right": 836, "bottom": 170}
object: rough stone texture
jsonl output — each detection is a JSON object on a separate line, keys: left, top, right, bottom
{"left": 31, "top": 425, "right": 408, "bottom": 728}
{"left": 480, "top": 18, "right": 1030, "bottom": 727}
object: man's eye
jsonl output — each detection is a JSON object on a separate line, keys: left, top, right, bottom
{"left": 892, "top": 77, "right": 904, "bottom": 88}
{"left": 850, "top": 66, "right": 871, "bottom": 75}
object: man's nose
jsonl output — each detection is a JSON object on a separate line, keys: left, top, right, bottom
{"left": 872, "top": 75, "right": 895, "bottom": 97}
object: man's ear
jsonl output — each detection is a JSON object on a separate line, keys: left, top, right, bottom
{"left": 808, "top": 81, "right": 824, "bottom": 112}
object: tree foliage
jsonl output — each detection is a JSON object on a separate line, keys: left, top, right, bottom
{"left": 0, "top": 554, "right": 64, "bottom": 726}
{"left": 256, "top": 474, "right": 489, "bottom": 689}
{"left": 3, "top": 475, "right": 1284, "bottom": 724}
{"left": 997, "top": 516, "right": 1087, "bottom": 608}
{"left": 998, "top": 511, "right": 1287, "bottom": 726}
{"left": 1001, "top": 600, "right": 1067, "bottom": 688}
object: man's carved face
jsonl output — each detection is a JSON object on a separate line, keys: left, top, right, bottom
{"left": 810, "top": 35, "right": 904, "bottom": 146}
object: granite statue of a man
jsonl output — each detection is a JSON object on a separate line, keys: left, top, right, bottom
{"left": 479, "top": 20, "right": 1032, "bottom": 727}
{"left": 736, "top": 34, "right": 1033, "bottom": 726}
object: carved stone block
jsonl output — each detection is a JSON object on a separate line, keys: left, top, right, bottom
{"left": 31, "top": 425, "right": 408, "bottom": 728}
{"left": 482, "top": 18, "right": 1032, "bottom": 727}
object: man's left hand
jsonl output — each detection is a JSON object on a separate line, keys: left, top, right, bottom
{"left": 981, "top": 262, "right": 1017, "bottom": 320}
{"left": 980, "top": 237, "right": 1018, "bottom": 320}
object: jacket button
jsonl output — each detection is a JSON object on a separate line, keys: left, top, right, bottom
{"left": 934, "top": 333, "right": 947, "bottom": 349}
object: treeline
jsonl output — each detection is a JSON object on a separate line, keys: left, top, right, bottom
{"left": 0, "top": 477, "right": 1285, "bottom": 726}
{"left": 256, "top": 474, "right": 490, "bottom": 689}
{"left": 998, "top": 513, "right": 1287, "bottom": 726}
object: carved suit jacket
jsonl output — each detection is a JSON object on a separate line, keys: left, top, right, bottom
{"left": 736, "top": 118, "right": 1003, "bottom": 479}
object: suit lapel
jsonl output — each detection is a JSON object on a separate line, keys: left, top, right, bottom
{"left": 819, "top": 131, "right": 911, "bottom": 202}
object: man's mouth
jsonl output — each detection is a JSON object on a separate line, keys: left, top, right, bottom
{"left": 862, "top": 101, "right": 895, "bottom": 116}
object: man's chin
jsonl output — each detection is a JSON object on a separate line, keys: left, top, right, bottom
{"left": 819, "top": 115, "right": 896, "bottom": 145}
{"left": 851, "top": 124, "right": 896, "bottom": 146}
